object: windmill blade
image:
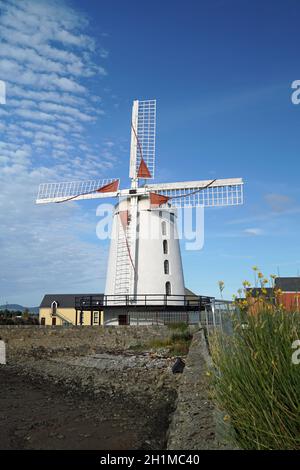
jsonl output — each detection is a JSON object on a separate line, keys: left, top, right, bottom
{"left": 129, "top": 99, "right": 156, "bottom": 180}
{"left": 146, "top": 178, "right": 243, "bottom": 208}
{"left": 36, "top": 178, "right": 120, "bottom": 204}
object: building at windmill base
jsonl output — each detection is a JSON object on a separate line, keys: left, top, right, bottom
{"left": 39, "top": 288, "right": 211, "bottom": 326}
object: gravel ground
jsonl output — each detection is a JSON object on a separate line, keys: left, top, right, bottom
{"left": 0, "top": 352, "right": 177, "bottom": 450}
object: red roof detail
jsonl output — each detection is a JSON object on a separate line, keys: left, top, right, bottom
{"left": 150, "top": 192, "right": 170, "bottom": 207}
{"left": 137, "top": 159, "right": 152, "bottom": 178}
{"left": 97, "top": 180, "right": 119, "bottom": 193}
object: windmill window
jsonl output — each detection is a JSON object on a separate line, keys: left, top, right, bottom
{"left": 162, "top": 221, "right": 167, "bottom": 236}
{"left": 51, "top": 301, "right": 57, "bottom": 316}
{"left": 163, "top": 239, "right": 168, "bottom": 254}
{"left": 159, "top": 211, "right": 162, "bottom": 217}
{"left": 166, "top": 282, "right": 171, "bottom": 296}
{"left": 164, "top": 260, "right": 169, "bottom": 274}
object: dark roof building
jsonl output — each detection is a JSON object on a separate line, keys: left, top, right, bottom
{"left": 40, "top": 294, "right": 104, "bottom": 308}
{"left": 246, "top": 277, "right": 300, "bottom": 313}
{"left": 275, "top": 277, "right": 300, "bottom": 292}
{"left": 247, "top": 278, "right": 300, "bottom": 296}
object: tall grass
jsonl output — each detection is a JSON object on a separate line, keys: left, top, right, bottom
{"left": 148, "top": 323, "right": 192, "bottom": 355}
{"left": 210, "top": 306, "right": 300, "bottom": 449}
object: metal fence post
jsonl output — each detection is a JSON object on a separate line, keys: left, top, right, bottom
{"left": 205, "top": 307, "right": 209, "bottom": 335}
{"left": 219, "top": 306, "right": 223, "bottom": 332}
{"left": 212, "top": 303, "right": 216, "bottom": 329}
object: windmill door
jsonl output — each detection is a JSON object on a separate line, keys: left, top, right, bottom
{"left": 118, "top": 314, "right": 129, "bottom": 325}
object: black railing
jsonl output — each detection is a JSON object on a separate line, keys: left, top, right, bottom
{"left": 75, "top": 294, "right": 213, "bottom": 310}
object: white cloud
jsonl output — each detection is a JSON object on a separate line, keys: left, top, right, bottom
{"left": 264, "top": 193, "right": 293, "bottom": 213}
{"left": 8, "top": 84, "right": 90, "bottom": 108}
{"left": 38, "top": 101, "right": 95, "bottom": 121}
{"left": 0, "top": 0, "right": 115, "bottom": 305}
{"left": 0, "top": 58, "right": 87, "bottom": 92}
{"left": 244, "top": 228, "right": 264, "bottom": 236}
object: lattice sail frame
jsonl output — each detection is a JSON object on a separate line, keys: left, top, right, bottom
{"left": 146, "top": 178, "right": 243, "bottom": 208}
{"left": 129, "top": 99, "right": 156, "bottom": 179}
{"left": 36, "top": 178, "right": 120, "bottom": 204}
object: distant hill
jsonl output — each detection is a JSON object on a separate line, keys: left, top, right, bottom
{"left": 0, "top": 304, "right": 39, "bottom": 314}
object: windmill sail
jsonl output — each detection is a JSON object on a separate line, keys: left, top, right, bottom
{"left": 36, "top": 178, "right": 120, "bottom": 204}
{"left": 36, "top": 96, "right": 245, "bottom": 308}
{"left": 129, "top": 99, "right": 156, "bottom": 180}
{"left": 146, "top": 178, "right": 243, "bottom": 208}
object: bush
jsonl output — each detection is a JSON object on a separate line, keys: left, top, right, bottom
{"left": 147, "top": 329, "right": 193, "bottom": 356}
{"left": 167, "top": 322, "right": 189, "bottom": 332}
{"left": 170, "top": 330, "right": 192, "bottom": 343}
{"left": 210, "top": 306, "right": 300, "bottom": 449}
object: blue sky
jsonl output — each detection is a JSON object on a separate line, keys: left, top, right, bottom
{"left": 0, "top": 0, "right": 300, "bottom": 305}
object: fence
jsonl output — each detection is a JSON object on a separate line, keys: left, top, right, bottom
{"left": 75, "top": 293, "right": 213, "bottom": 310}
{"left": 104, "top": 310, "right": 201, "bottom": 326}
{"left": 199, "top": 299, "right": 236, "bottom": 335}
{"left": 103, "top": 301, "right": 236, "bottom": 327}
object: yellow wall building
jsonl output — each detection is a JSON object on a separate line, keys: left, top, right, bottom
{"left": 39, "top": 294, "right": 104, "bottom": 326}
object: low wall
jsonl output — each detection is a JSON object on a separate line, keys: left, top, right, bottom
{"left": 167, "top": 329, "right": 231, "bottom": 450}
{"left": 0, "top": 325, "right": 171, "bottom": 359}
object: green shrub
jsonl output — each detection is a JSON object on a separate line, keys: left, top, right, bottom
{"left": 170, "top": 330, "right": 192, "bottom": 343}
{"left": 147, "top": 329, "right": 193, "bottom": 356}
{"left": 147, "top": 338, "right": 172, "bottom": 349}
{"left": 167, "top": 322, "right": 189, "bottom": 332}
{"left": 210, "top": 307, "right": 300, "bottom": 449}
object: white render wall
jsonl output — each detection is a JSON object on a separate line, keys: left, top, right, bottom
{"left": 104, "top": 196, "right": 185, "bottom": 302}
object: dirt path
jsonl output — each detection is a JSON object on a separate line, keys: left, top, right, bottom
{"left": 0, "top": 367, "right": 170, "bottom": 450}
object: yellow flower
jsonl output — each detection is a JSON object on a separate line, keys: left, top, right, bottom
{"left": 243, "top": 280, "right": 251, "bottom": 288}
{"left": 262, "top": 288, "right": 268, "bottom": 295}
{"left": 223, "top": 415, "right": 230, "bottom": 422}
{"left": 263, "top": 279, "right": 269, "bottom": 285}
{"left": 258, "top": 272, "right": 264, "bottom": 279}
{"left": 218, "top": 281, "right": 225, "bottom": 292}
{"left": 252, "top": 266, "right": 259, "bottom": 271}
{"left": 206, "top": 371, "right": 211, "bottom": 377}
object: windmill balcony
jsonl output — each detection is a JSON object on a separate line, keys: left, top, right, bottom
{"left": 75, "top": 294, "right": 213, "bottom": 312}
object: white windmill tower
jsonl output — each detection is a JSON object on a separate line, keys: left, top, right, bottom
{"left": 36, "top": 99, "right": 243, "bottom": 307}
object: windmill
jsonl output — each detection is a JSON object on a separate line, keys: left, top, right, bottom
{"left": 36, "top": 99, "right": 243, "bottom": 305}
